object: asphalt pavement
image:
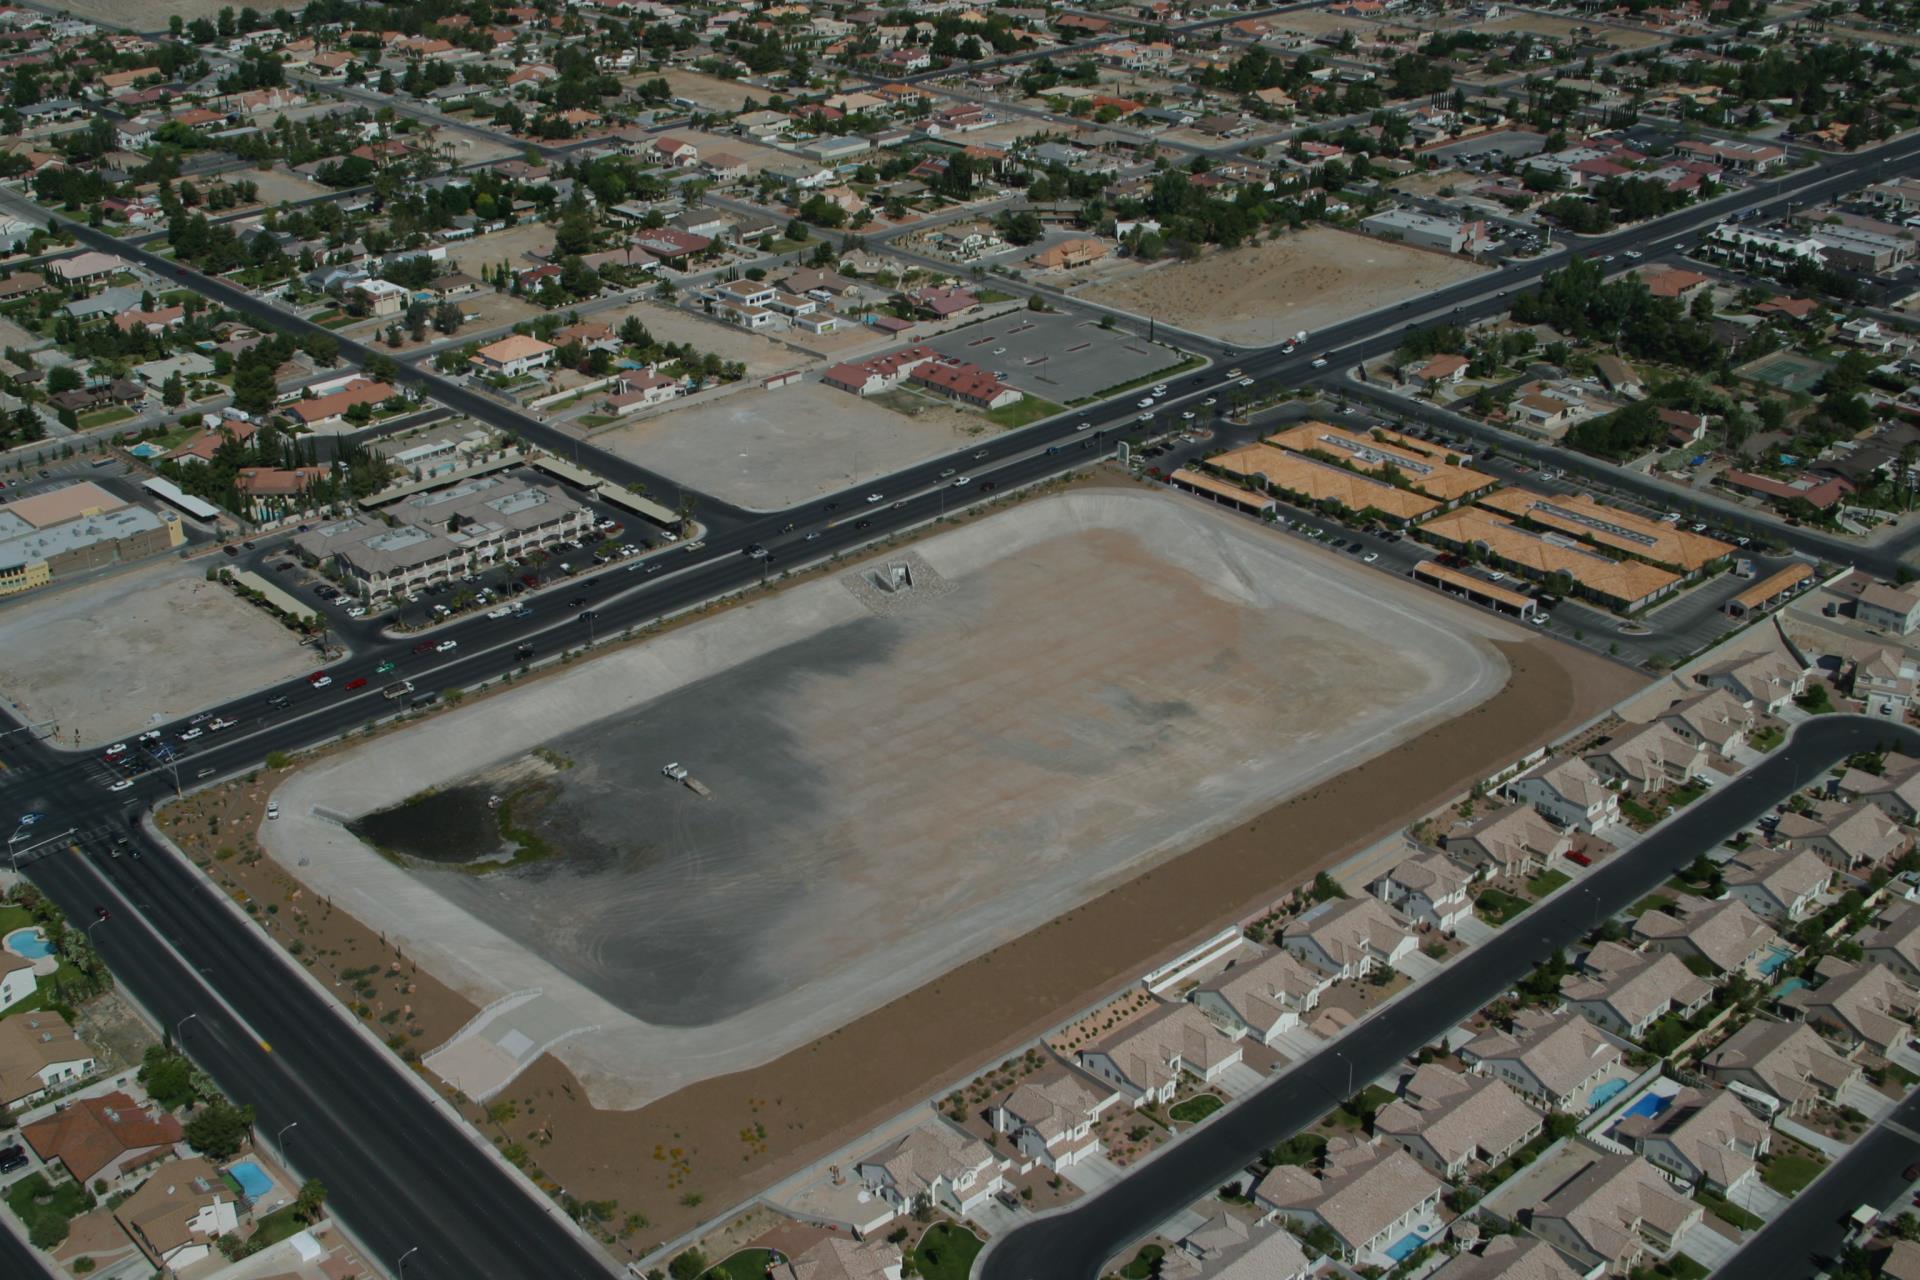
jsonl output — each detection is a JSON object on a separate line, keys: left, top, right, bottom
{"left": 978, "top": 714, "right": 1920, "bottom": 1279}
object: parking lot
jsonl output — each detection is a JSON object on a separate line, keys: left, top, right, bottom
{"left": 922, "top": 311, "right": 1188, "bottom": 404}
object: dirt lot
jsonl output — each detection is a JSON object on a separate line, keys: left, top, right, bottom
{"left": 445, "top": 223, "right": 557, "bottom": 278}
{"left": 0, "top": 561, "right": 319, "bottom": 746}
{"left": 1477, "top": 13, "right": 1666, "bottom": 48}
{"left": 1075, "top": 227, "right": 1491, "bottom": 346}
{"left": 598, "top": 300, "right": 804, "bottom": 377}
{"left": 228, "top": 167, "right": 334, "bottom": 205}
{"left": 656, "top": 70, "right": 766, "bottom": 114}
{"left": 189, "top": 477, "right": 1641, "bottom": 1257}
{"left": 46, "top": 0, "right": 228, "bottom": 24}
{"left": 338, "top": 291, "right": 544, "bottom": 353}
{"left": 597, "top": 376, "right": 984, "bottom": 509}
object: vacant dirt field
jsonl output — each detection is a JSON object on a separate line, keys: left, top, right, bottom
{"left": 598, "top": 377, "right": 981, "bottom": 509}
{"left": 656, "top": 70, "right": 765, "bottom": 113}
{"left": 599, "top": 300, "right": 801, "bottom": 377}
{"left": 338, "top": 291, "right": 543, "bottom": 355}
{"left": 228, "top": 167, "right": 333, "bottom": 205}
{"left": 446, "top": 223, "right": 556, "bottom": 277}
{"left": 0, "top": 561, "right": 319, "bottom": 746}
{"left": 1075, "top": 227, "right": 1491, "bottom": 346}
{"left": 48, "top": 0, "right": 226, "bottom": 25}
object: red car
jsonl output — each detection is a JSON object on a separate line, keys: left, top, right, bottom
{"left": 345, "top": 677, "right": 368, "bottom": 690}
{"left": 1565, "top": 850, "right": 1592, "bottom": 867}
{"left": 413, "top": 641, "right": 434, "bottom": 654}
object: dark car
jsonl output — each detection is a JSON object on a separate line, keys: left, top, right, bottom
{"left": 568, "top": 596, "right": 587, "bottom": 609}
{"left": 267, "top": 694, "right": 290, "bottom": 709}
{"left": 223, "top": 545, "right": 239, "bottom": 556}
{"left": 412, "top": 641, "right": 434, "bottom": 654}
{"left": 855, "top": 519, "right": 872, "bottom": 529}
{"left": 345, "top": 677, "right": 369, "bottom": 690}
{"left": 0, "top": 1145, "right": 27, "bottom": 1174}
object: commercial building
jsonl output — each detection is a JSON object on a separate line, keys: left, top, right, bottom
{"left": 1416, "top": 506, "right": 1678, "bottom": 612}
{"left": 1723, "top": 561, "right": 1815, "bottom": 618}
{"left": 1477, "top": 489, "right": 1730, "bottom": 574}
{"left": 1360, "top": 209, "right": 1492, "bottom": 254}
{"left": 1265, "top": 423, "right": 1496, "bottom": 507}
{"left": 0, "top": 482, "right": 184, "bottom": 595}
{"left": 910, "top": 359, "right": 1023, "bottom": 410}
{"left": 1206, "top": 443, "right": 1439, "bottom": 525}
{"left": 293, "top": 474, "right": 592, "bottom": 599}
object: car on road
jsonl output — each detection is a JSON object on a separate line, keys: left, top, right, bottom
{"left": 952, "top": 475, "right": 970, "bottom": 487}
{"left": 745, "top": 544, "right": 769, "bottom": 559}
{"left": 209, "top": 718, "right": 235, "bottom": 732}
{"left": 866, "top": 492, "right": 884, "bottom": 503}
{"left": 1238, "top": 377, "right": 1254, "bottom": 387}
{"left": 1202, "top": 397, "right": 1216, "bottom": 407}
{"left": 435, "top": 640, "right": 457, "bottom": 653}
{"left": 1226, "top": 368, "right": 1243, "bottom": 377}
{"left": 1075, "top": 421, "right": 1090, "bottom": 432}
{"left": 939, "top": 468, "right": 957, "bottom": 477}
{"left": 267, "top": 802, "right": 280, "bottom": 820}
{"left": 1181, "top": 411, "right": 1195, "bottom": 421}
{"left": 412, "top": 641, "right": 434, "bottom": 654}
{"left": 580, "top": 610, "right": 598, "bottom": 622}
{"left": 179, "top": 727, "right": 203, "bottom": 741}
{"left": 805, "top": 530, "right": 822, "bottom": 540}
{"left": 346, "top": 677, "right": 368, "bottom": 690}
{"left": 307, "top": 673, "right": 332, "bottom": 688}
{"left": 1137, "top": 398, "right": 1155, "bottom": 409}
{"left": 1311, "top": 357, "right": 1328, "bottom": 368}
{"left": 1138, "top": 412, "right": 1154, "bottom": 422}
{"left": 108, "top": 779, "right": 133, "bottom": 792}
{"left": 222, "top": 545, "right": 239, "bottom": 556}
{"left": 973, "top": 449, "right": 989, "bottom": 459}
{"left": 855, "top": 519, "right": 872, "bottom": 529}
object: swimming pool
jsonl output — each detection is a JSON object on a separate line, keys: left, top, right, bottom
{"left": 2, "top": 927, "right": 53, "bottom": 960}
{"left": 1385, "top": 1231, "right": 1426, "bottom": 1262}
{"left": 226, "top": 1161, "right": 273, "bottom": 1200}
{"left": 1621, "top": 1092, "right": 1673, "bottom": 1121}
{"left": 1757, "top": 946, "right": 1792, "bottom": 977}
{"left": 1774, "top": 976, "right": 1809, "bottom": 997}
{"left": 1589, "top": 1078, "right": 1629, "bottom": 1110}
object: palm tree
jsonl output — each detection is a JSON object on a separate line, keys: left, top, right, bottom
{"left": 294, "top": 1178, "right": 328, "bottom": 1224}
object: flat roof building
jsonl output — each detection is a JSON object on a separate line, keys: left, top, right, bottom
{"left": 0, "top": 484, "right": 183, "bottom": 595}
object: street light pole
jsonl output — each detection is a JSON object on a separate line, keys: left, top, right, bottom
{"left": 398, "top": 1245, "right": 420, "bottom": 1278}
{"left": 277, "top": 1121, "right": 299, "bottom": 1155}
{"left": 176, "top": 1012, "right": 199, "bottom": 1045}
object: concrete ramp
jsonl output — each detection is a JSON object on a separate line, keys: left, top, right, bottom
{"left": 423, "top": 989, "right": 598, "bottom": 1101}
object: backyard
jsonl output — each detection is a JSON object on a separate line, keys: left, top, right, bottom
{"left": 6, "top": 1173, "right": 94, "bottom": 1249}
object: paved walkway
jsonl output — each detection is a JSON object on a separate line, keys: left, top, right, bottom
{"left": 1726, "top": 1176, "right": 1792, "bottom": 1220}
{"left": 1681, "top": 1220, "right": 1740, "bottom": 1271}
{"left": 1843, "top": 1078, "right": 1899, "bottom": 1122}
{"left": 1777, "top": 1116, "right": 1855, "bottom": 1159}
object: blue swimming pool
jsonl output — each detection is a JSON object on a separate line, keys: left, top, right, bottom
{"left": 1757, "top": 946, "right": 1792, "bottom": 977}
{"left": 1774, "top": 976, "right": 1809, "bottom": 997}
{"left": 2, "top": 927, "right": 52, "bottom": 960}
{"left": 1622, "top": 1092, "right": 1673, "bottom": 1120}
{"left": 1385, "top": 1231, "right": 1425, "bottom": 1262}
{"left": 1589, "top": 1078, "right": 1629, "bottom": 1110}
{"left": 226, "top": 1161, "right": 272, "bottom": 1200}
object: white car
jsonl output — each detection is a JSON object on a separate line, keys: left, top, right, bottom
{"left": 866, "top": 493, "right": 884, "bottom": 503}
{"left": 1138, "top": 411, "right": 1154, "bottom": 422}
{"left": 1137, "top": 398, "right": 1155, "bottom": 409}
{"left": 209, "top": 718, "right": 235, "bottom": 732}
{"left": 179, "top": 727, "right": 203, "bottom": 741}
{"left": 1487, "top": 571, "right": 1508, "bottom": 583}
{"left": 1238, "top": 377, "right": 1254, "bottom": 387}
{"left": 952, "top": 475, "right": 970, "bottom": 486}
{"left": 105, "top": 742, "right": 129, "bottom": 757}
{"left": 1311, "top": 357, "right": 1328, "bottom": 368}
{"left": 435, "top": 640, "right": 458, "bottom": 653}
{"left": 1202, "top": 397, "right": 1217, "bottom": 407}
{"left": 266, "top": 802, "right": 280, "bottom": 820}
{"left": 1074, "top": 421, "right": 1091, "bottom": 432}
{"left": 1181, "top": 411, "right": 1195, "bottom": 421}
{"left": 1531, "top": 612, "right": 1551, "bottom": 626}
{"left": 347, "top": 606, "right": 367, "bottom": 618}
{"left": 1362, "top": 551, "right": 1378, "bottom": 563}
{"left": 138, "top": 729, "right": 162, "bottom": 742}
{"left": 1152, "top": 384, "right": 1167, "bottom": 395}
{"left": 309, "top": 675, "right": 333, "bottom": 689}
{"left": 488, "top": 606, "right": 513, "bottom": 619}
{"left": 109, "top": 779, "right": 134, "bottom": 792}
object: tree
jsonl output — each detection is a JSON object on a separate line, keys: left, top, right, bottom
{"left": 45, "top": 364, "right": 81, "bottom": 395}
{"left": 184, "top": 1098, "right": 255, "bottom": 1159}
{"left": 232, "top": 361, "right": 276, "bottom": 415}
{"left": 162, "top": 371, "right": 186, "bottom": 408}
{"left": 667, "top": 1249, "right": 708, "bottom": 1280}
{"left": 293, "top": 1179, "right": 328, "bottom": 1224}
{"left": 138, "top": 1046, "right": 197, "bottom": 1110}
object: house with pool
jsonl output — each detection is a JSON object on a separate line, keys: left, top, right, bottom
{"left": 1459, "top": 1009, "right": 1632, "bottom": 1115}
{"left": 1864, "top": 899, "right": 1920, "bottom": 984}
{"left": 0, "top": 948, "right": 36, "bottom": 1012}
{"left": 1631, "top": 894, "right": 1785, "bottom": 980}
{"left": 1559, "top": 942, "right": 1712, "bottom": 1041}
{"left": 1252, "top": 1135, "right": 1445, "bottom": 1267}
{"left": 1522, "top": 1150, "right": 1703, "bottom": 1276}
{"left": 0, "top": 1010, "right": 97, "bottom": 1108}
{"left": 0, "top": 921, "right": 58, "bottom": 1013}
{"left": 114, "top": 1155, "right": 240, "bottom": 1272}
{"left": 1702, "top": 1019, "right": 1862, "bottom": 1119}
{"left": 1613, "top": 1085, "right": 1770, "bottom": 1199}
{"left": 1780, "top": 956, "right": 1920, "bottom": 1056}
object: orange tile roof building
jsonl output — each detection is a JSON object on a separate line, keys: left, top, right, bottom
{"left": 1417, "top": 506, "right": 1679, "bottom": 612}
{"left": 1266, "top": 422, "right": 1497, "bottom": 507}
{"left": 1206, "top": 443, "right": 1439, "bottom": 524}
{"left": 1477, "top": 489, "right": 1733, "bottom": 573}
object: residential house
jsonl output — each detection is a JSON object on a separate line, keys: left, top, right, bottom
{"left": 0, "top": 1010, "right": 96, "bottom": 1107}
{"left": 1252, "top": 1136, "right": 1443, "bottom": 1263}
{"left": 1615, "top": 1086, "right": 1769, "bottom": 1197}
{"left": 1178, "top": 1211, "right": 1250, "bottom": 1264}
{"left": 822, "top": 345, "right": 938, "bottom": 396}
{"left": 786, "top": 1235, "right": 903, "bottom": 1280}
{"left": 114, "top": 1156, "right": 240, "bottom": 1272}
{"left": 1428, "top": 1236, "right": 1583, "bottom": 1280}
{"left": 1372, "top": 1063, "right": 1542, "bottom": 1180}
{"left": 469, "top": 335, "right": 555, "bottom": 378}
{"left": 286, "top": 379, "right": 396, "bottom": 429}
{"left": 1848, "top": 648, "right": 1918, "bottom": 719}
{"left": 1209, "top": 1229, "right": 1312, "bottom": 1280}
{"left": 854, "top": 1121, "right": 1007, "bottom": 1221}
{"left": 1778, "top": 799, "right": 1909, "bottom": 876}
{"left": 1524, "top": 1151, "right": 1703, "bottom": 1276}
{"left": 1631, "top": 894, "right": 1781, "bottom": 979}
{"left": 988, "top": 1072, "right": 1119, "bottom": 1173}
{"left": 1446, "top": 804, "right": 1571, "bottom": 878}
{"left": 1026, "top": 238, "right": 1109, "bottom": 271}
{"left": 234, "top": 466, "right": 328, "bottom": 518}
{"left": 1076, "top": 1002, "right": 1243, "bottom": 1106}
{"left": 1191, "top": 947, "right": 1332, "bottom": 1046}
{"left": 1782, "top": 956, "right": 1920, "bottom": 1055}
{"left": 1369, "top": 851, "right": 1475, "bottom": 932}
{"left": 1694, "top": 651, "right": 1810, "bottom": 714}
{"left": 1703, "top": 1018, "right": 1861, "bottom": 1117}
{"left": 22, "top": 1090, "right": 184, "bottom": 1187}
{"left": 1835, "top": 755, "right": 1920, "bottom": 824}
{"left": 1509, "top": 758, "right": 1622, "bottom": 832}
{"left": 0, "top": 950, "right": 36, "bottom": 1012}
{"left": 1654, "top": 689, "right": 1753, "bottom": 756}
{"left": 910, "top": 360, "right": 1022, "bottom": 410}
{"left": 1858, "top": 581, "right": 1920, "bottom": 635}
{"left": 1281, "top": 896, "right": 1416, "bottom": 980}
{"left": 1583, "top": 722, "right": 1707, "bottom": 796}
{"left": 1864, "top": 899, "right": 1920, "bottom": 984}
{"left": 48, "top": 250, "right": 128, "bottom": 284}
{"left": 1458, "top": 1009, "right": 1626, "bottom": 1113}
{"left": 1409, "top": 354, "right": 1469, "bottom": 391}
{"left": 1560, "top": 941, "right": 1712, "bottom": 1040}
{"left": 1724, "top": 847, "right": 1833, "bottom": 924}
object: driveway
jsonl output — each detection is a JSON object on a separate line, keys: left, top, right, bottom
{"left": 1452, "top": 915, "right": 1498, "bottom": 946}
{"left": 1268, "top": 1025, "right": 1326, "bottom": 1062}
{"left": 973, "top": 1195, "right": 1028, "bottom": 1239}
{"left": 1842, "top": 1078, "right": 1898, "bottom": 1122}
{"left": 1725, "top": 1176, "right": 1792, "bottom": 1220}
{"left": 1680, "top": 1220, "right": 1740, "bottom": 1271}
{"left": 1397, "top": 949, "right": 1443, "bottom": 982}
{"left": 1214, "top": 1062, "right": 1266, "bottom": 1098}
{"left": 1062, "top": 1153, "right": 1125, "bottom": 1195}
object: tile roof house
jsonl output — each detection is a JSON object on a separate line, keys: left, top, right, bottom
{"left": 286, "top": 378, "right": 396, "bottom": 428}
{"left": 855, "top": 1121, "right": 1008, "bottom": 1221}
{"left": 787, "top": 1235, "right": 904, "bottom": 1280}
{"left": 1694, "top": 651, "right": 1810, "bottom": 714}
{"left": 1281, "top": 896, "right": 1416, "bottom": 980}
{"left": 1177, "top": 1210, "right": 1250, "bottom": 1263}
{"left": 1865, "top": 899, "right": 1920, "bottom": 984}
{"left": 1372, "top": 1063, "right": 1542, "bottom": 1180}
{"left": 22, "top": 1090, "right": 183, "bottom": 1186}
{"left": 1509, "top": 757, "right": 1622, "bottom": 832}
{"left": 1208, "top": 1227, "right": 1313, "bottom": 1279}
{"left": 0, "top": 949, "right": 34, "bottom": 1013}
{"left": 113, "top": 1155, "right": 240, "bottom": 1271}
{"left": 1781, "top": 956, "right": 1920, "bottom": 1054}
{"left": 1560, "top": 941, "right": 1712, "bottom": 1040}
{"left": 1369, "top": 851, "right": 1475, "bottom": 932}
{"left": 1445, "top": 804, "right": 1571, "bottom": 877}
{"left": 469, "top": 335, "right": 555, "bottom": 378}
{"left": 1429, "top": 1235, "right": 1583, "bottom": 1280}
{"left": 1077, "top": 1002, "right": 1243, "bottom": 1106}
{"left": 1524, "top": 1151, "right": 1703, "bottom": 1276}
{"left": 988, "top": 1072, "right": 1120, "bottom": 1172}
{"left": 0, "top": 1010, "right": 96, "bottom": 1107}
{"left": 1703, "top": 1018, "right": 1861, "bottom": 1117}
{"left": 1834, "top": 755, "right": 1920, "bottom": 824}
{"left": 1630, "top": 893, "right": 1781, "bottom": 978}
{"left": 1459, "top": 1009, "right": 1625, "bottom": 1113}
{"left": 1883, "top": 1238, "right": 1920, "bottom": 1280}
{"left": 1254, "top": 1136, "right": 1442, "bottom": 1263}
{"left": 1583, "top": 722, "right": 1707, "bottom": 796}
{"left": 1654, "top": 688, "right": 1754, "bottom": 755}
{"left": 1192, "top": 947, "right": 1333, "bottom": 1046}
{"left": 1723, "top": 847, "right": 1833, "bottom": 923}
{"left": 1615, "top": 1086, "right": 1769, "bottom": 1196}
{"left": 1778, "top": 799, "right": 1910, "bottom": 875}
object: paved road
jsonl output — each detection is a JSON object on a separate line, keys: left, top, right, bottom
{"left": 977, "top": 713, "right": 1920, "bottom": 1279}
